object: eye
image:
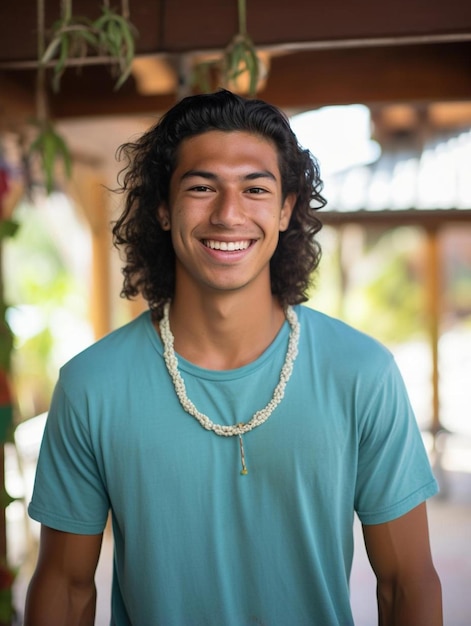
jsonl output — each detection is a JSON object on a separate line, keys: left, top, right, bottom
{"left": 188, "top": 185, "right": 212, "bottom": 192}
{"left": 246, "top": 187, "right": 268, "bottom": 194}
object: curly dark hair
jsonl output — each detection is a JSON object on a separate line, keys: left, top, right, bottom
{"left": 112, "top": 89, "right": 325, "bottom": 319}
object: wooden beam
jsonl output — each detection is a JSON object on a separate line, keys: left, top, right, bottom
{"left": 2, "top": 0, "right": 471, "bottom": 61}
{"left": 320, "top": 209, "right": 471, "bottom": 229}
{"left": 161, "top": 1, "right": 471, "bottom": 53}
{"left": 3, "top": 41, "right": 469, "bottom": 120}
{"left": 259, "top": 43, "right": 471, "bottom": 108}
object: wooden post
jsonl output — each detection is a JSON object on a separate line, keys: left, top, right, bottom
{"left": 68, "top": 166, "right": 112, "bottom": 340}
{"left": 425, "top": 226, "right": 442, "bottom": 435}
{"left": 88, "top": 180, "right": 112, "bottom": 340}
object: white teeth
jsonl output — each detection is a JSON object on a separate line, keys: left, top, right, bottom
{"left": 204, "top": 240, "right": 250, "bottom": 251}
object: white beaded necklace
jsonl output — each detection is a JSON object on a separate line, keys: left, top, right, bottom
{"left": 160, "top": 301, "right": 300, "bottom": 475}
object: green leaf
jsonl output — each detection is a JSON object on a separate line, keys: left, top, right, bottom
{"left": 79, "top": 29, "right": 99, "bottom": 47}
{"left": 220, "top": 32, "right": 260, "bottom": 95}
{"left": 51, "top": 35, "right": 70, "bottom": 92}
{"left": 0, "top": 220, "right": 19, "bottom": 240}
{"left": 191, "top": 61, "right": 215, "bottom": 93}
{"left": 41, "top": 37, "right": 62, "bottom": 64}
{"left": 52, "top": 133, "right": 73, "bottom": 178}
{"left": 0, "top": 487, "right": 16, "bottom": 509}
{"left": 245, "top": 47, "right": 259, "bottom": 96}
{"left": 29, "top": 123, "right": 73, "bottom": 194}
{"left": 91, "top": 7, "right": 138, "bottom": 89}
{"left": 0, "top": 327, "right": 13, "bottom": 372}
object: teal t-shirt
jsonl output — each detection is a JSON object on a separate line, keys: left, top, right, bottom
{"left": 29, "top": 305, "right": 438, "bottom": 625}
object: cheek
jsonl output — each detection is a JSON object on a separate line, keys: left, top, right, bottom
{"left": 169, "top": 212, "right": 196, "bottom": 250}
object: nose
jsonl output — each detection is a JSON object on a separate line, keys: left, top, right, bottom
{"left": 210, "top": 188, "right": 246, "bottom": 227}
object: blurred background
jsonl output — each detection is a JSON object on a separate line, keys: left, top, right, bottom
{"left": 0, "top": 1, "right": 470, "bottom": 624}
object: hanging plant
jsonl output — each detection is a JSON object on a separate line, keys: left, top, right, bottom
{"left": 28, "top": 120, "right": 72, "bottom": 195}
{"left": 42, "top": 17, "right": 99, "bottom": 93}
{"left": 93, "top": 4, "right": 138, "bottom": 91}
{"left": 223, "top": 32, "right": 259, "bottom": 96}
{"left": 193, "top": 0, "right": 262, "bottom": 96}
{"left": 30, "top": 0, "right": 138, "bottom": 194}
{"left": 222, "top": 0, "right": 260, "bottom": 96}
{"left": 40, "top": 0, "right": 138, "bottom": 91}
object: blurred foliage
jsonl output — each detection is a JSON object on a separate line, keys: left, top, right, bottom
{"left": 4, "top": 201, "right": 88, "bottom": 420}
{"left": 350, "top": 251, "right": 424, "bottom": 343}
{"left": 309, "top": 226, "right": 426, "bottom": 346}
{"left": 29, "top": 121, "right": 72, "bottom": 195}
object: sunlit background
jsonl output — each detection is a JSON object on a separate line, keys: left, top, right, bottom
{"left": 2, "top": 102, "right": 470, "bottom": 624}
{"left": 292, "top": 105, "right": 471, "bottom": 446}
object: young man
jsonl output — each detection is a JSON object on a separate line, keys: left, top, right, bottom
{"left": 25, "top": 90, "right": 442, "bottom": 625}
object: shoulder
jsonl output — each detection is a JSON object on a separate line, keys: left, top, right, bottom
{"left": 295, "top": 304, "right": 399, "bottom": 399}
{"left": 59, "top": 311, "right": 155, "bottom": 388}
{"left": 296, "top": 304, "right": 392, "bottom": 364}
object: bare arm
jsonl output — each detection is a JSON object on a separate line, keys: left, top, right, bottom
{"left": 24, "top": 525, "right": 103, "bottom": 626}
{"left": 362, "top": 502, "right": 442, "bottom": 626}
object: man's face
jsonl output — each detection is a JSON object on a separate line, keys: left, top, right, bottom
{"left": 158, "top": 130, "right": 295, "bottom": 299}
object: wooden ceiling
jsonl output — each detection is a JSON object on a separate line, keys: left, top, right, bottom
{"left": 1, "top": 0, "right": 471, "bottom": 122}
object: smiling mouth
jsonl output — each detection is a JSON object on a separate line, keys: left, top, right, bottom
{"left": 203, "top": 239, "right": 252, "bottom": 251}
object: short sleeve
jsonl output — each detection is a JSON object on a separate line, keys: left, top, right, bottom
{"left": 354, "top": 358, "right": 438, "bottom": 525}
{"left": 28, "top": 378, "right": 110, "bottom": 534}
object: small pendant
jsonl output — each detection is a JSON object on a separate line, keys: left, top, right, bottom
{"left": 238, "top": 432, "right": 248, "bottom": 475}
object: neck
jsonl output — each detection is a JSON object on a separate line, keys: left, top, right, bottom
{"left": 165, "top": 291, "right": 286, "bottom": 370}
{"left": 159, "top": 301, "right": 301, "bottom": 468}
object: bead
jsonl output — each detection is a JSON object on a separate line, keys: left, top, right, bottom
{"left": 240, "top": 468, "right": 249, "bottom": 476}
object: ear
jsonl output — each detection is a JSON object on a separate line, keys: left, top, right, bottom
{"left": 279, "top": 193, "right": 296, "bottom": 232}
{"left": 157, "top": 204, "right": 171, "bottom": 231}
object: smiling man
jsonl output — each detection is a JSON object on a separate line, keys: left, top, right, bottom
{"left": 25, "top": 90, "right": 442, "bottom": 625}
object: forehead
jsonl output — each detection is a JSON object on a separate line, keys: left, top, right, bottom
{"left": 173, "top": 130, "right": 281, "bottom": 173}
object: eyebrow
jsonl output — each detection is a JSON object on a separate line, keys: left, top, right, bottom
{"left": 179, "top": 169, "right": 278, "bottom": 183}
